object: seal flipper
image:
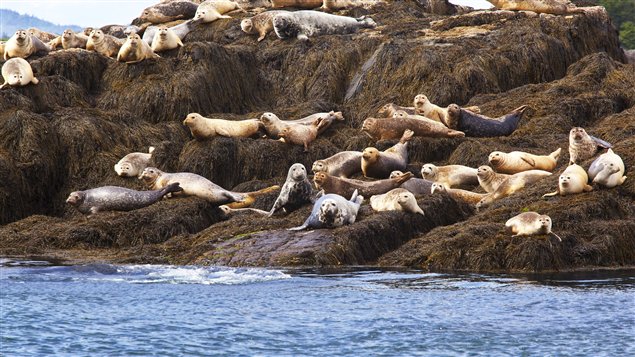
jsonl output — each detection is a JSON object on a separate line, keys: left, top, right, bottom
{"left": 590, "top": 135, "right": 612, "bottom": 149}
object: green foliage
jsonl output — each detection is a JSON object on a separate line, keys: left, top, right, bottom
{"left": 598, "top": 0, "right": 635, "bottom": 49}
{"left": 620, "top": 21, "right": 635, "bottom": 49}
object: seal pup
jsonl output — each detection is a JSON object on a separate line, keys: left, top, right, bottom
{"left": 389, "top": 170, "right": 433, "bottom": 197}
{"left": 143, "top": 20, "right": 194, "bottom": 46}
{"left": 1, "top": 58, "right": 39, "bottom": 89}
{"left": 288, "top": 190, "right": 363, "bottom": 231}
{"left": 193, "top": 0, "right": 240, "bottom": 24}
{"left": 241, "top": 10, "right": 289, "bottom": 42}
{"left": 61, "top": 29, "right": 88, "bottom": 49}
{"left": 413, "top": 94, "right": 480, "bottom": 125}
{"left": 505, "top": 212, "right": 562, "bottom": 241}
{"left": 312, "top": 151, "right": 362, "bottom": 178}
{"left": 568, "top": 127, "right": 612, "bottom": 165}
{"left": 114, "top": 147, "right": 155, "bottom": 178}
{"left": 362, "top": 115, "right": 464, "bottom": 141}
{"left": 542, "top": 164, "right": 592, "bottom": 197}
{"left": 477, "top": 170, "right": 552, "bottom": 208}
{"left": 138, "top": 0, "right": 198, "bottom": 24}
{"left": 183, "top": 113, "right": 263, "bottom": 139}
{"left": 268, "top": 163, "right": 313, "bottom": 216}
{"left": 370, "top": 188, "right": 424, "bottom": 215}
{"left": 587, "top": 148, "right": 626, "bottom": 188}
{"left": 117, "top": 33, "right": 160, "bottom": 64}
{"left": 278, "top": 120, "right": 321, "bottom": 152}
{"left": 485, "top": 0, "right": 586, "bottom": 15}
{"left": 476, "top": 165, "right": 511, "bottom": 193}
{"left": 272, "top": 0, "right": 322, "bottom": 9}
{"left": 378, "top": 103, "right": 415, "bottom": 118}
{"left": 151, "top": 25, "right": 184, "bottom": 52}
{"left": 66, "top": 183, "right": 182, "bottom": 216}
{"left": 286, "top": 111, "right": 344, "bottom": 135}
{"left": 446, "top": 104, "right": 528, "bottom": 137}
{"left": 86, "top": 29, "right": 124, "bottom": 58}
{"left": 27, "top": 28, "right": 57, "bottom": 43}
{"left": 431, "top": 183, "right": 487, "bottom": 206}
{"left": 361, "top": 129, "right": 412, "bottom": 179}
{"left": 273, "top": 10, "right": 376, "bottom": 41}
{"left": 313, "top": 171, "right": 413, "bottom": 198}
{"left": 488, "top": 148, "right": 561, "bottom": 174}
{"left": 4, "top": 30, "right": 51, "bottom": 60}
{"left": 421, "top": 164, "right": 478, "bottom": 188}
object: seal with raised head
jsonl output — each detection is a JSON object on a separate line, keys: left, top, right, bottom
{"left": 587, "top": 148, "right": 627, "bottom": 188}
{"left": 273, "top": 10, "right": 376, "bottom": 41}
{"left": 362, "top": 129, "right": 412, "bottom": 179}
{"left": 477, "top": 170, "right": 552, "bottom": 208}
{"left": 1, "top": 58, "right": 39, "bottom": 89}
{"left": 117, "top": 33, "right": 160, "bottom": 64}
{"left": 138, "top": 0, "right": 198, "bottom": 24}
{"left": 568, "top": 127, "right": 612, "bottom": 165}
{"left": 370, "top": 188, "right": 424, "bottom": 215}
{"left": 27, "top": 28, "right": 58, "bottom": 43}
{"left": 61, "top": 29, "right": 88, "bottom": 49}
{"left": 66, "top": 183, "right": 182, "bottom": 216}
{"left": 287, "top": 111, "right": 344, "bottom": 135}
{"left": 446, "top": 104, "right": 528, "bottom": 137}
{"left": 312, "top": 151, "right": 362, "bottom": 178}
{"left": 314, "top": 171, "right": 413, "bottom": 198}
{"left": 4, "top": 30, "right": 51, "bottom": 60}
{"left": 413, "top": 94, "right": 480, "bottom": 125}
{"left": 362, "top": 115, "right": 464, "bottom": 141}
{"left": 86, "top": 29, "right": 124, "bottom": 58}
{"left": 488, "top": 148, "right": 561, "bottom": 174}
{"left": 476, "top": 165, "right": 511, "bottom": 193}
{"left": 241, "top": 10, "right": 289, "bottom": 42}
{"left": 278, "top": 120, "right": 321, "bottom": 152}
{"left": 377, "top": 103, "right": 414, "bottom": 118}
{"left": 143, "top": 20, "right": 194, "bottom": 46}
{"left": 421, "top": 163, "right": 478, "bottom": 188}
{"left": 389, "top": 170, "right": 433, "bottom": 197}
{"left": 268, "top": 163, "right": 313, "bottom": 216}
{"left": 193, "top": 0, "right": 240, "bottom": 24}
{"left": 114, "top": 147, "right": 155, "bottom": 178}
{"left": 272, "top": 0, "right": 322, "bottom": 9}
{"left": 151, "top": 25, "right": 184, "bottom": 52}
{"left": 288, "top": 189, "right": 363, "bottom": 231}
{"left": 183, "top": 113, "right": 263, "bottom": 140}
{"left": 431, "top": 183, "right": 487, "bottom": 206}
{"left": 485, "top": 0, "right": 586, "bottom": 15}
{"left": 542, "top": 164, "right": 592, "bottom": 198}
{"left": 505, "top": 212, "right": 561, "bottom": 241}
{"left": 259, "top": 112, "right": 289, "bottom": 139}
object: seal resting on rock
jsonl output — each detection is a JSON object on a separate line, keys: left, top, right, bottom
{"left": 362, "top": 129, "right": 412, "bottom": 179}
{"left": 286, "top": 111, "right": 344, "bottom": 135}
{"left": 542, "top": 164, "right": 592, "bottom": 197}
{"left": 1, "top": 58, "right": 39, "bottom": 89}
{"left": 421, "top": 163, "right": 478, "bottom": 188}
{"left": 587, "top": 148, "right": 626, "bottom": 188}
{"left": 278, "top": 120, "right": 321, "bottom": 152}
{"left": 138, "top": 0, "right": 198, "bottom": 24}
{"left": 151, "top": 25, "right": 184, "bottom": 52}
{"left": 370, "top": 188, "right": 424, "bottom": 215}
{"left": 241, "top": 10, "right": 289, "bottom": 42}
{"left": 485, "top": 0, "right": 586, "bottom": 15}
{"left": 505, "top": 212, "right": 561, "bottom": 241}
{"left": 312, "top": 151, "right": 362, "bottom": 178}
{"left": 114, "top": 147, "right": 154, "bottom": 178}
{"left": 488, "top": 148, "right": 561, "bottom": 174}
{"left": 4, "top": 30, "right": 51, "bottom": 60}
{"left": 143, "top": 20, "right": 194, "bottom": 46}
{"left": 568, "top": 127, "right": 612, "bottom": 165}
{"left": 183, "top": 113, "right": 264, "bottom": 140}
{"left": 313, "top": 171, "right": 413, "bottom": 198}
{"left": 389, "top": 170, "right": 433, "bottom": 197}
{"left": 260, "top": 112, "right": 288, "bottom": 139}
{"left": 117, "top": 33, "right": 160, "bottom": 64}
{"left": 288, "top": 189, "right": 363, "bottom": 231}
{"left": 27, "top": 28, "right": 57, "bottom": 43}
{"left": 378, "top": 103, "right": 414, "bottom": 118}
{"left": 272, "top": 0, "right": 322, "bottom": 9}
{"left": 268, "top": 163, "right": 313, "bottom": 216}
{"left": 272, "top": 10, "right": 376, "bottom": 41}
{"left": 446, "top": 104, "right": 528, "bottom": 137}
{"left": 476, "top": 165, "right": 511, "bottom": 193}
{"left": 477, "top": 170, "right": 552, "bottom": 208}
{"left": 362, "top": 115, "right": 464, "bottom": 141}
{"left": 193, "top": 0, "right": 241, "bottom": 24}
{"left": 430, "top": 183, "right": 487, "bottom": 206}
{"left": 61, "top": 29, "right": 88, "bottom": 49}
{"left": 86, "top": 29, "right": 124, "bottom": 58}
{"left": 66, "top": 183, "right": 182, "bottom": 216}
{"left": 413, "top": 94, "right": 480, "bottom": 125}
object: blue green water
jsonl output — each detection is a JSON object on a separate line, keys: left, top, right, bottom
{"left": 1, "top": 259, "right": 634, "bottom": 356}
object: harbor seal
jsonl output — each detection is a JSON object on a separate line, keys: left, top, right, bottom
{"left": 389, "top": 171, "right": 433, "bottom": 197}
{"left": 260, "top": 112, "right": 288, "bottom": 139}
{"left": 138, "top": 0, "right": 198, "bottom": 24}
{"left": 193, "top": 0, "right": 240, "bottom": 24}
{"left": 66, "top": 183, "right": 182, "bottom": 216}
{"left": 568, "top": 127, "right": 612, "bottom": 165}
{"left": 272, "top": 0, "right": 322, "bottom": 9}
{"left": 542, "top": 164, "right": 592, "bottom": 197}
{"left": 4, "top": 30, "right": 51, "bottom": 60}
{"left": 273, "top": 10, "right": 376, "bottom": 41}
{"left": 485, "top": 0, "right": 586, "bottom": 15}
{"left": 370, "top": 188, "right": 424, "bottom": 215}
{"left": 241, "top": 11, "right": 289, "bottom": 42}
{"left": 61, "top": 29, "right": 88, "bottom": 49}
{"left": 288, "top": 190, "right": 363, "bottom": 231}
{"left": 476, "top": 165, "right": 511, "bottom": 193}
{"left": 114, "top": 147, "right": 155, "bottom": 178}
{"left": 27, "top": 28, "right": 58, "bottom": 43}
{"left": 362, "top": 115, "right": 464, "bottom": 141}
{"left": 268, "top": 163, "right": 313, "bottom": 216}
{"left": 86, "top": 29, "right": 124, "bottom": 58}
{"left": 505, "top": 212, "right": 562, "bottom": 241}
{"left": 477, "top": 170, "right": 552, "bottom": 208}
{"left": 183, "top": 113, "right": 263, "bottom": 140}
{"left": 117, "top": 33, "right": 160, "bottom": 64}
{"left": 278, "top": 120, "right": 321, "bottom": 152}
{"left": 143, "top": 20, "right": 194, "bottom": 46}
{"left": 378, "top": 103, "right": 415, "bottom": 118}
{"left": 312, "top": 151, "right": 362, "bottom": 178}
{"left": 421, "top": 164, "right": 478, "bottom": 188}
{"left": 587, "top": 148, "right": 627, "bottom": 188}
{"left": 286, "top": 111, "right": 344, "bottom": 135}
{"left": 139, "top": 167, "right": 279, "bottom": 207}
{"left": 99, "top": 24, "right": 140, "bottom": 38}
{"left": 151, "top": 25, "right": 184, "bottom": 52}
{"left": 361, "top": 129, "right": 412, "bottom": 179}
{"left": 219, "top": 205, "right": 269, "bottom": 217}
{"left": 488, "top": 148, "right": 561, "bottom": 174}
{"left": 430, "top": 183, "right": 487, "bottom": 206}
{"left": 313, "top": 171, "right": 413, "bottom": 198}
{"left": 413, "top": 94, "right": 481, "bottom": 125}
{"left": 1, "top": 58, "right": 39, "bottom": 89}
{"left": 446, "top": 104, "right": 528, "bottom": 137}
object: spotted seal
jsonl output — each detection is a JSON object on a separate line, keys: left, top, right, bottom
{"left": 138, "top": 0, "right": 198, "bottom": 24}
{"left": 4, "top": 30, "right": 51, "bottom": 60}
{"left": 362, "top": 115, "right": 464, "bottom": 141}
{"left": 361, "top": 129, "right": 412, "bottom": 179}
{"left": 370, "top": 188, "right": 424, "bottom": 215}
{"left": 542, "top": 164, "right": 592, "bottom": 197}
{"left": 117, "top": 33, "right": 160, "bottom": 64}
{"left": 476, "top": 165, "right": 511, "bottom": 193}
{"left": 488, "top": 148, "right": 561, "bottom": 174}
{"left": 377, "top": 103, "right": 415, "bottom": 118}
{"left": 268, "top": 163, "right": 313, "bottom": 216}
{"left": 312, "top": 151, "right": 362, "bottom": 178}
{"left": 273, "top": 10, "right": 376, "bottom": 41}
{"left": 86, "top": 29, "right": 124, "bottom": 58}
{"left": 568, "top": 127, "right": 612, "bottom": 165}
{"left": 27, "top": 28, "right": 58, "bottom": 42}
{"left": 1, "top": 58, "right": 39, "bottom": 89}
{"left": 587, "top": 148, "right": 627, "bottom": 188}
{"left": 313, "top": 171, "right": 413, "bottom": 198}
{"left": 288, "top": 189, "right": 363, "bottom": 231}
{"left": 446, "top": 104, "right": 528, "bottom": 137}
{"left": 259, "top": 112, "right": 289, "bottom": 139}
{"left": 389, "top": 170, "right": 433, "bottom": 197}
{"left": 241, "top": 10, "right": 290, "bottom": 42}
{"left": 477, "top": 170, "right": 552, "bottom": 208}
{"left": 505, "top": 212, "right": 562, "bottom": 241}
{"left": 114, "top": 147, "right": 155, "bottom": 178}
{"left": 421, "top": 163, "right": 478, "bottom": 188}
{"left": 61, "top": 29, "right": 88, "bottom": 49}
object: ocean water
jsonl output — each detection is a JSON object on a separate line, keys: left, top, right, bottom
{"left": 1, "top": 259, "right": 634, "bottom": 356}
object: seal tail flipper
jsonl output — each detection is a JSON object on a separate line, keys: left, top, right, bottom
{"left": 395, "top": 172, "right": 414, "bottom": 184}
{"left": 31, "top": 77, "right": 39, "bottom": 85}
{"left": 162, "top": 182, "right": 183, "bottom": 196}
{"left": 246, "top": 185, "right": 281, "bottom": 198}
{"left": 550, "top": 147, "right": 562, "bottom": 162}
{"left": 583, "top": 184, "right": 593, "bottom": 192}
{"left": 148, "top": 146, "right": 155, "bottom": 154}
{"left": 590, "top": 135, "right": 613, "bottom": 149}
{"left": 448, "top": 129, "right": 465, "bottom": 138}
{"left": 400, "top": 129, "right": 414, "bottom": 143}
{"left": 514, "top": 105, "right": 529, "bottom": 114}
{"left": 350, "top": 189, "right": 359, "bottom": 203}
{"left": 542, "top": 191, "right": 559, "bottom": 198}
{"left": 230, "top": 185, "right": 281, "bottom": 209}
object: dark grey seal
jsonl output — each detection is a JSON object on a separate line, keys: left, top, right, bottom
{"left": 272, "top": 10, "right": 376, "bottom": 41}
{"left": 268, "top": 163, "right": 313, "bottom": 216}
{"left": 288, "top": 190, "right": 363, "bottom": 231}
{"left": 66, "top": 183, "right": 182, "bottom": 216}
{"left": 389, "top": 170, "right": 433, "bottom": 197}
{"left": 446, "top": 104, "right": 528, "bottom": 137}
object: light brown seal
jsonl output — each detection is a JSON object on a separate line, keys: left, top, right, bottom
{"left": 138, "top": 0, "right": 199, "bottom": 24}
{"left": 370, "top": 188, "right": 424, "bottom": 215}
{"left": 114, "top": 147, "right": 155, "bottom": 178}
{"left": 151, "top": 25, "right": 184, "bottom": 52}
{"left": 361, "top": 129, "right": 412, "bottom": 179}
{"left": 312, "top": 151, "right": 362, "bottom": 178}
{"left": 117, "top": 33, "right": 160, "bottom": 64}
{"left": 278, "top": 120, "right": 321, "bottom": 152}
{"left": 587, "top": 148, "right": 627, "bottom": 188}
{"left": 86, "top": 29, "right": 124, "bottom": 58}
{"left": 61, "top": 29, "right": 88, "bottom": 49}
{"left": 314, "top": 171, "right": 413, "bottom": 198}
{"left": 286, "top": 111, "right": 344, "bottom": 135}
{"left": 241, "top": 10, "right": 289, "bottom": 42}
{"left": 477, "top": 170, "right": 552, "bottom": 208}
{"left": 505, "top": 212, "right": 562, "bottom": 241}
{"left": 272, "top": 0, "right": 322, "bottom": 9}
{"left": 219, "top": 205, "right": 269, "bottom": 217}
{"left": 193, "top": 0, "right": 240, "bottom": 24}
{"left": 1, "top": 58, "right": 39, "bottom": 89}
{"left": 27, "top": 28, "right": 58, "bottom": 43}
{"left": 4, "top": 30, "right": 51, "bottom": 60}
{"left": 542, "top": 164, "right": 592, "bottom": 197}
{"left": 183, "top": 113, "right": 263, "bottom": 140}
{"left": 476, "top": 165, "right": 511, "bottom": 193}
{"left": 389, "top": 170, "right": 433, "bottom": 197}
{"left": 259, "top": 112, "right": 288, "bottom": 139}
{"left": 430, "top": 183, "right": 487, "bottom": 206}
{"left": 413, "top": 94, "right": 480, "bottom": 126}
{"left": 488, "top": 148, "right": 561, "bottom": 174}
{"left": 377, "top": 103, "right": 415, "bottom": 118}
{"left": 421, "top": 163, "right": 478, "bottom": 188}
{"left": 485, "top": 0, "right": 586, "bottom": 15}
{"left": 362, "top": 115, "right": 464, "bottom": 141}
{"left": 568, "top": 127, "right": 612, "bottom": 165}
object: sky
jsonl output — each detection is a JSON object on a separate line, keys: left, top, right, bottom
{"left": 0, "top": 0, "right": 494, "bottom": 28}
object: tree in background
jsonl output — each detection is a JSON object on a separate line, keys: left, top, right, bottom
{"left": 597, "top": 0, "right": 635, "bottom": 49}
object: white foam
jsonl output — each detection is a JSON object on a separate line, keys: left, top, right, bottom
{"left": 114, "top": 265, "right": 291, "bottom": 285}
